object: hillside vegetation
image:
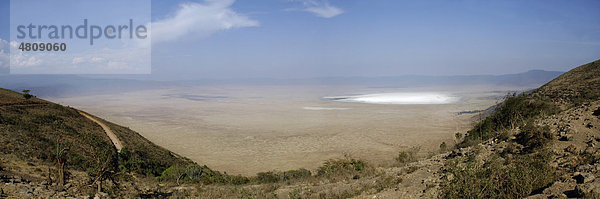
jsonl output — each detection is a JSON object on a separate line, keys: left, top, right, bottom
{"left": 0, "top": 59, "right": 599, "bottom": 198}
{"left": 444, "top": 59, "right": 600, "bottom": 198}
{"left": 0, "top": 88, "right": 203, "bottom": 197}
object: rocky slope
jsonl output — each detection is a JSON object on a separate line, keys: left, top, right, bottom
{"left": 367, "top": 59, "right": 600, "bottom": 198}
{"left": 0, "top": 59, "right": 598, "bottom": 198}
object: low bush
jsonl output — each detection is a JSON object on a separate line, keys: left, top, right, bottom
{"left": 455, "top": 132, "right": 462, "bottom": 141}
{"left": 459, "top": 93, "right": 558, "bottom": 148}
{"left": 396, "top": 147, "right": 420, "bottom": 165}
{"left": 443, "top": 150, "right": 555, "bottom": 198}
{"left": 515, "top": 121, "right": 552, "bottom": 152}
{"left": 255, "top": 169, "right": 311, "bottom": 184}
{"left": 157, "top": 164, "right": 227, "bottom": 185}
{"left": 316, "top": 157, "right": 371, "bottom": 181}
{"left": 439, "top": 142, "right": 448, "bottom": 152}
{"left": 497, "top": 130, "right": 511, "bottom": 141}
{"left": 157, "top": 165, "right": 186, "bottom": 183}
{"left": 118, "top": 148, "right": 167, "bottom": 177}
{"left": 256, "top": 171, "right": 280, "bottom": 183}
{"left": 227, "top": 175, "right": 250, "bottom": 185}
{"left": 283, "top": 169, "right": 311, "bottom": 181}
{"left": 22, "top": 90, "right": 33, "bottom": 99}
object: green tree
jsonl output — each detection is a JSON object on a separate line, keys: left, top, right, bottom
{"left": 439, "top": 142, "right": 447, "bottom": 152}
{"left": 22, "top": 90, "right": 33, "bottom": 99}
{"left": 455, "top": 132, "right": 462, "bottom": 140}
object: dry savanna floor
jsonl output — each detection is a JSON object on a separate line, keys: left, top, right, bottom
{"left": 48, "top": 84, "right": 531, "bottom": 175}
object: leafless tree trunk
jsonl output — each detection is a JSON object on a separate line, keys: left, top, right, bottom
{"left": 91, "top": 155, "right": 112, "bottom": 193}
{"left": 97, "top": 180, "right": 102, "bottom": 193}
{"left": 47, "top": 168, "right": 52, "bottom": 185}
{"left": 56, "top": 138, "right": 68, "bottom": 185}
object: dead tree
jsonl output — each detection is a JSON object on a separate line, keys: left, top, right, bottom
{"left": 47, "top": 168, "right": 52, "bottom": 185}
{"left": 90, "top": 152, "right": 113, "bottom": 193}
{"left": 56, "top": 138, "right": 69, "bottom": 185}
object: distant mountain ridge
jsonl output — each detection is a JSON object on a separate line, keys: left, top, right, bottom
{"left": 0, "top": 70, "right": 563, "bottom": 97}
{"left": 301, "top": 69, "right": 564, "bottom": 86}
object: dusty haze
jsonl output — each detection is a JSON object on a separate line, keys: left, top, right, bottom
{"left": 46, "top": 84, "right": 529, "bottom": 175}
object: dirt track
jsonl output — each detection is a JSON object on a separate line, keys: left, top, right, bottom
{"left": 78, "top": 110, "right": 123, "bottom": 152}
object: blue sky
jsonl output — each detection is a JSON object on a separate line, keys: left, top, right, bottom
{"left": 1, "top": 0, "right": 600, "bottom": 78}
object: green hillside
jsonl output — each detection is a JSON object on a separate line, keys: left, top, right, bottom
{"left": 0, "top": 88, "right": 192, "bottom": 175}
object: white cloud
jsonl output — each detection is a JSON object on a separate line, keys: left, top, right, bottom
{"left": 65, "top": 47, "right": 150, "bottom": 74}
{"left": 0, "top": 39, "right": 8, "bottom": 50}
{"left": 10, "top": 54, "right": 42, "bottom": 68}
{"left": 293, "top": 0, "right": 344, "bottom": 18}
{"left": 304, "top": 3, "right": 343, "bottom": 18}
{"left": 151, "top": 0, "right": 259, "bottom": 44}
{"left": 71, "top": 56, "right": 106, "bottom": 65}
{"left": 72, "top": 57, "right": 85, "bottom": 65}
{"left": 103, "top": 61, "right": 133, "bottom": 71}
{"left": 90, "top": 57, "right": 107, "bottom": 63}
{"left": 6, "top": 43, "right": 149, "bottom": 74}
{"left": 0, "top": 39, "right": 9, "bottom": 69}
{"left": 8, "top": 41, "right": 43, "bottom": 68}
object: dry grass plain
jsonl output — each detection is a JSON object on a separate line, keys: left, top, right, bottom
{"left": 48, "top": 84, "right": 531, "bottom": 175}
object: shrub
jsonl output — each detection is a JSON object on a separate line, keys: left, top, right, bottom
{"left": 283, "top": 169, "right": 311, "bottom": 181}
{"left": 443, "top": 150, "right": 555, "bottom": 198}
{"left": 0, "top": 113, "right": 16, "bottom": 125}
{"left": 184, "top": 165, "right": 204, "bottom": 181}
{"left": 396, "top": 147, "right": 419, "bottom": 164}
{"left": 497, "top": 130, "right": 511, "bottom": 141}
{"left": 316, "top": 158, "right": 370, "bottom": 181}
{"left": 157, "top": 165, "right": 186, "bottom": 183}
{"left": 22, "top": 90, "right": 32, "bottom": 99}
{"left": 31, "top": 114, "right": 63, "bottom": 125}
{"left": 253, "top": 169, "right": 311, "bottom": 184}
{"left": 118, "top": 148, "right": 143, "bottom": 173}
{"left": 256, "top": 171, "right": 280, "bottom": 183}
{"left": 515, "top": 121, "right": 552, "bottom": 152}
{"left": 439, "top": 142, "right": 447, "bottom": 152}
{"left": 227, "top": 175, "right": 250, "bottom": 185}
{"left": 118, "top": 148, "right": 167, "bottom": 177}
{"left": 455, "top": 132, "right": 462, "bottom": 140}
{"left": 459, "top": 93, "right": 558, "bottom": 147}
{"left": 158, "top": 164, "right": 227, "bottom": 184}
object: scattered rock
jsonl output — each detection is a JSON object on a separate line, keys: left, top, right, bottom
{"left": 573, "top": 172, "right": 595, "bottom": 184}
{"left": 574, "top": 182, "right": 600, "bottom": 197}
{"left": 592, "top": 108, "right": 600, "bottom": 117}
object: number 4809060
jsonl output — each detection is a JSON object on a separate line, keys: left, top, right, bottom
{"left": 18, "top": 42, "right": 66, "bottom": 52}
